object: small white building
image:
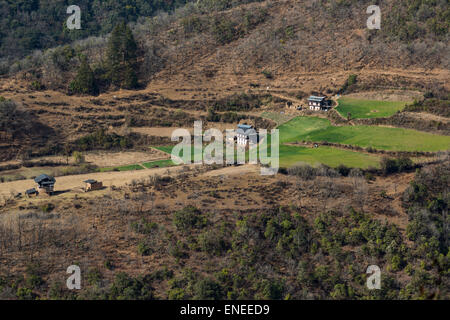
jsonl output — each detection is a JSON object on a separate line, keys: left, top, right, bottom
{"left": 308, "top": 96, "right": 330, "bottom": 111}
{"left": 236, "top": 124, "right": 258, "bottom": 147}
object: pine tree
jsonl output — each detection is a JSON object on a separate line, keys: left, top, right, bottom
{"left": 69, "top": 56, "right": 97, "bottom": 95}
{"left": 106, "top": 22, "right": 139, "bottom": 89}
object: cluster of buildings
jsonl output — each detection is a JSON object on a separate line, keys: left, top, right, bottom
{"left": 25, "top": 174, "right": 102, "bottom": 198}
{"left": 21, "top": 92, "right": 332, "bottom": 198}
{"left": 231, "top": 95, "right": 331, "bottom": 147}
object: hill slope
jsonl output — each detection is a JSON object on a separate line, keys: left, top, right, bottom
{"left": 2, "top": 0, "right": 448, "bottom": 93}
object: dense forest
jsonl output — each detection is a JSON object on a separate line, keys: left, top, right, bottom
{"left": 1, "top": 0, "right": 447, "bottom": 58}
{"left": 0, "top": 0, "right": 194, "bottom": 59}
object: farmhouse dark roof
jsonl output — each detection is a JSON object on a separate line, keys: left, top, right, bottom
{"left": 26, "top": 188, "right": 38, "bottom": 194}
{"left": 237, "top": 124, "right": 253, "bottom": 131}
{"left": 84, "top": 179, "right": 97, "bottom": 184}
{"left": 34, "top": 174, "right": 55, "bottom": 184}
{"left": 308, "top": 96, "right": 326, "bottom": 102}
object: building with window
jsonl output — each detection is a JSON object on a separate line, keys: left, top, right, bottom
{"left": 308, "top": 96, "right": 330, "bottom": 111}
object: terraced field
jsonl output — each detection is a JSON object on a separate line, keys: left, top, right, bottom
{"left": 279, "top": 117, "right": 450, "bottom": 152}
{"left": 336, "top": 97, "right": 407, "bottom": 119}
{"left": 150, "top": 116, "right": 449, "bottom": 169}
{"left": 278, "top": 145, "right": 381, "bottom": 168}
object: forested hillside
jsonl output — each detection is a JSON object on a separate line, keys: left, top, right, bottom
{"left": 1, "top": 0, "right": 448, "bottom": 93}
{"left": 0, "top": 0, "right": 194, "bottom": 59}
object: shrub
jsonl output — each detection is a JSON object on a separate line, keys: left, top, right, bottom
{"left": 109, "top": 272, "right": 154, "bottom": 300}
{"left": 104, "top": 260, "right": 114, "bottom": 270}
{"left": 131, "top": 218, "right": 158, "bottom": 235}
{"left": 30, "top": 80, "right": 44, "bottom": 91}
{"left": 137, "top": 242, "right": 152, "bottom": 256}
{"left": 87, "top": 268, "right": 102, "bottom": 285}
{"left": 194, "top": 278, "right": 223, "bottom": 300}
{"left": 211, "top": 17, "right": 238, "bottom": 44}
{"left": 381, "top": 157, "right": 414, "bottom": 175}
{"left": 288, "top": 163, "right": 338, "bottom": 180}
{"left": 337, "top": 164, "right": 351, "bottom": 177}
{"left": 364, "top": 172, "right": 375, "bottom": 182}
{"left": 397, "top": 157, "right": 413, "bottom": 171}
{"left": 198, "top": 230, "right": 229, "bottom": 256}
{"left": 261, "top": 279, "right": 285, "bottom": 300}
{"left": 340, "top": 74, "right": 358, "bottom": 93}
{"left": 381, "top": 157, "right": 399, "bottom": 175}
{"left": 261, "top": 69, "right": 273, "bottom": 79}
{"left": 41, "top": 203, "right": 55, "bottom": 213}
{"left": 347, "top": 74, "right": 357, "bottom": 86}
{"left": 181, "top": 16, "right": 205, "bottom": 34}
{"left": 287, "top": 164, "right": 317, "bottom": 180}
{"left": 26, "top": 274, "right": 44, "bottom": 289}
{"left": 73, "top": 129, "right": 132, "bottom": 152}
{"left": 173, "top": 206, "right": 207, "bottom": 232}
{"left": 212, "top": 93, "right": 266, "bottom": 112}
{"left": 168, "top": 287, "right": 187, "bottom": 300}
{"left": 16, "top": 287, "right": 35, "bottom": 300}
{"left": 72, "top": 151, "right": 85, "bottom": 164}
{"left": 169, "top": 240, "right": 189, "bottom": 259}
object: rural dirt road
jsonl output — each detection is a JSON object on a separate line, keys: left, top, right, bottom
{"left": 0, "top": 164, "right": 262, "bottom": 200}
{"left": 0, "top": 166, "right": 189, "bottom": 199}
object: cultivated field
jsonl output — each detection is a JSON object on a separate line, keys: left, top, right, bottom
{"left": 336, "top": 97, "right": 407, "bottom": 119}
{"left": 279, "top": 117, "right": 450, "bottom": 152}
{"left": 278, "top": 145, "right": 381, "bottom": 169}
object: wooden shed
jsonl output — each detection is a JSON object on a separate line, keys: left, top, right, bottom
{"left": 26, "top": 188, "right": 39, "bottom": 198}
{"left": 84, "top": 179, "right": 103, "bottom": 192}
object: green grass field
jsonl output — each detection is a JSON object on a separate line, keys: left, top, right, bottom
{"left": 153, "top": 146, "right": 174, "bottom": 154}
{"left": 336, "top": 97, "right": 407, "bottom": 119}
{"left": 278, "top": 117, "right": 330, "bottom": 144}
{"left": 151, "top": 117, "right": 450, "bottom": 170}
{"left": 279, "top": 117, "right": 450, "bottom": 152}
{"left": 279, "top": 145, "right": 381, "bottom": 169}
{"left": 142, "top": 159, "right": 175, "bottom": 169}
{"left": 99, "top": 164, "right": 144, "bottom": 172}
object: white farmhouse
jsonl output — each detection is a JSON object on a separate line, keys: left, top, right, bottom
{"left": 236, "top": 124, "right": 258, "bottom": 147}
{"left": 308, "top": 96, "right": 330, "bottom": 111}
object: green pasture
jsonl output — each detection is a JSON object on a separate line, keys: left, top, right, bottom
{"left": 278, "top": 117, "right": 450, "bottom": 152}
{"left": 142, "top": 159, "right": 175, "bottom": 169}
{"left": 336, "top": 97, "right": 407, "bottom": 119}
{"left": 279, "top": 145, "right": 381, "bottom": 169}
{"left": 99, "top": 164, "right": 144, "bottom": 172}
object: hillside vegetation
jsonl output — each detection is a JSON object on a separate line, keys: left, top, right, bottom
{"left": 2, "top": 0, "right": 448, "bottom": 93}
{"left": 0, "top": 162, "right": 448, "bottom": 300}
{"left": 0, "top": 0, "right": 195, "bottom": 60}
